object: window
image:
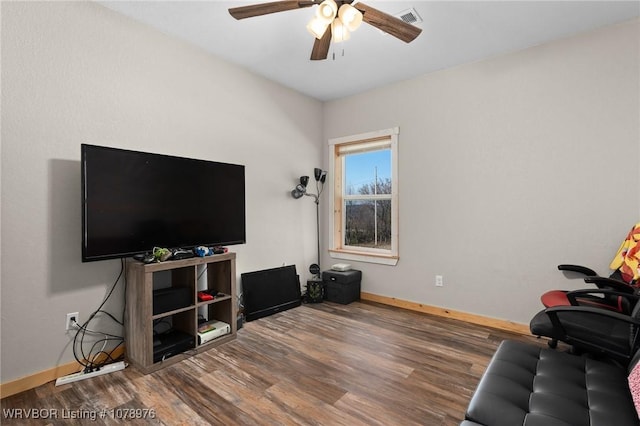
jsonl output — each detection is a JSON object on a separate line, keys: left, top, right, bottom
{"left": 328, "top": 128, "right": 399, "bottom": 266}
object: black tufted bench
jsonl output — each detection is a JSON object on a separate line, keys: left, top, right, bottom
{"left": 461, "top": 340, "right": 639, "bottom": 426}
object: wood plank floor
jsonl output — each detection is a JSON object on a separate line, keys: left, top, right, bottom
{"left": 1, "top": 301, "right": 544, "bottom": 425}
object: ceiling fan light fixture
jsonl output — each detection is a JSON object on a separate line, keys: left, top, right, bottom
{"left": 228, "top": 0, "right": 423, "bottom": 61}
{"left": 316, "top": 0, "right": 338, "bottom": 23}
{"left": 306, "top": 17, "right": 330, "bottom": 39}
{"left": 331, "top": 18, "right": 350, "bottom": 43}
{"left": 338, "top": 4, "right": 363, "bottom": 32}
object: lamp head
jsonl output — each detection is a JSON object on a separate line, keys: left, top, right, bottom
{"left": 299, "top": 176, "right": 309, "bottom": 187}
{"left": 291, "top": 188, "right": 304, "bottom": 199}
{"left": 320, "top": 171, "right": 327, "bottom": 183}
{"left": 314, "top": 168, "right": 322, "bottom": 181}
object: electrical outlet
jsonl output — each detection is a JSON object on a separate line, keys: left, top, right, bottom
{"left": 66, "top": 312, "right": 79, "bottom": 331}
{"left": 435, "top": 275, "right": 443, "bottom": 287}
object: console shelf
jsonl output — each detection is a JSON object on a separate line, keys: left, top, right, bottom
{"left": 125, "top": 252, "right": 237, "bottom": 373}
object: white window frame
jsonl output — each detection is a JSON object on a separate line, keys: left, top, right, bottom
{"left": 328, "top": 127, "right": 399, "bottom": 266}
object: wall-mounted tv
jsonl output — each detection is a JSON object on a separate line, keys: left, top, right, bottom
{"left": 81, "top": 144, "right": 246, "bottom": 262}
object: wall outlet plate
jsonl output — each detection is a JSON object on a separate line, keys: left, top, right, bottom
{"left": 66, "top": 312, "right": 79, "bottom": 331}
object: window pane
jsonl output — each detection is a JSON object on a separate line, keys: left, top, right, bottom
{"left": 345, "top": 199, "right": 391, "bottom": 250}
{"left": 344, "top": 149, "right": 391, "bottom": 196}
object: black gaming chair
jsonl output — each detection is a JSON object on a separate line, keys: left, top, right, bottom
{"left": 542, "top": 221, "right": 640, "bottom": 311}
{"left": 540, "top": 264, "right": 638, "bottom": 314}
{"left": 530, "top": 290, "right": 640, "bottom": 365}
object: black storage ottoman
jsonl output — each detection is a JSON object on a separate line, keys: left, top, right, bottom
{"left": 322, "top": 270, "right": 361, "bottom": 304}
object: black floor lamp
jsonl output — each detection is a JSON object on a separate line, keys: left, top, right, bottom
{"left": 291, "top": 168, "right": 327, "bottom": 282}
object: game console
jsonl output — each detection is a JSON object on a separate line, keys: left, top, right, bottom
{"left": 197, "top": 320, "right": 230, "bottom": 345}
{"left": 153, "top": 330, "right": 194, "bottom": 363}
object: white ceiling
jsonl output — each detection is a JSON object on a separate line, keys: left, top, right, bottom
{"left": 98, "top": 1, "right": 639, "bottom": 101}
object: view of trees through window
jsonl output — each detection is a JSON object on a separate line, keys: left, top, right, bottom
{"left": 344, "top": 149, "right": 392, "bottom": 250}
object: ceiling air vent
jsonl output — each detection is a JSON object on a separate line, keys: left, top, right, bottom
{"left": 395, "top": 8, "right": 422, "bottom": 25}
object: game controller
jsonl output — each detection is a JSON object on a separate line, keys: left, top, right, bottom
{"left": 194, "top": 246, "right": 211, "bottom": 257}
{"left": 154, "top": 247, "right": 172, "bottom": 262}
{"left": 171, "top": 248, "right": 194, "bottom": 260}
{"left": 197, "top": 291, "right": 214, "bottom": 301}
{"left": 133, "top": 253, "right": 157, "bottom": 263}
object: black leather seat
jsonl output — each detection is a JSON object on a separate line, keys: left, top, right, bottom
{"left": 530, "top": 290, "right": 640, "bottom": 364}
{"left": 461, "top": 340, "right": 639, "bottom": 426}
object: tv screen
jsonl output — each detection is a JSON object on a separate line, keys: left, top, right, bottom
{"left": 241, "top": 265, "right": 302, "bottom": 321}
{"left": 81, "top": 144, "right": 246, "bottom": 262}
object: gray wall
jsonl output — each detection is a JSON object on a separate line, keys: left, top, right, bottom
{"left": 322, "top": 19, "right": 640, "bottom": 325}
{"left": 1, "top": 1, "right": 323, "bottom": 383}
{"left": 1, "top": 1, "right": 638, "bottom": 385}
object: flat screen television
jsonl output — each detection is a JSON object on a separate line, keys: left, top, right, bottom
{"left": 81, "top": 144, "right": 246, "bottom": 262}
{"left": 241, "top": 265, "right": 302, "bottom": 321}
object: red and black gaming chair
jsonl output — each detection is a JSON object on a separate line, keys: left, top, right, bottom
{"left": 530, "top": 290, "right": 640, "bottom": 364}
{"left": 542, "top": 223, "right": 640, "bottom": 313}
{"left": 534, "top": 223, "right": 640, "bottom": 349}
{"left": 540, "top": 264, "right": 638, "bottom": 315}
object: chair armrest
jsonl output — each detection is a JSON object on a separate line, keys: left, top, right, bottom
{"left": 584, "top": 276, "right": 634, "bottom": 293}
{"left": 565, "top": 289, "right": 639, "bottom": 312}
{"left": 544, "top": 305, "right": 640, "bottom": 344}
{"left": 558, "top": 264, "right": 598, "bottom": 276}
{"left": 565, "top": 288, "right": 639, "bottom": 302}
{"left": 545, "top": 305, "right": 640, "bottom": 326}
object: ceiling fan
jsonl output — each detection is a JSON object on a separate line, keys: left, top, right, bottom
{"left": 228, "top": 0, "right": 422, "bottom": 61}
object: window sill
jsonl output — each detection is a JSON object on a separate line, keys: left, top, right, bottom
{"left": 328, "top": 249, "right": 399, "bottom": 266}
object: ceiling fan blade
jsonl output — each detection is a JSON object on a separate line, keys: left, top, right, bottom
{"left": 229, "top": 1, "right": 315, "bottom": 20}
{"left": 310, "top": 26, "right": 332, "bottom": 60}
{"left": 354, "top": 2, "right": 422, "bottom": 43}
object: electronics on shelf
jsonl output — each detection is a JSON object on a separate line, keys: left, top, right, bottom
{"left": 152, "top": 287, "right": 192, "bottom": 316}
{"left": 171, "top": 248, "right": 194, "bottom": 260}
{"left": 152, "top": 330, "right": 195, "bottom": 363}
{"left": 126, "top": 252, "right": 237, "bottom": 373}
{"left": 133, "top": 246, "right": 230, "bottom": 264}
{"left": 197, "top": 320, "right": 231, "bottom": 345}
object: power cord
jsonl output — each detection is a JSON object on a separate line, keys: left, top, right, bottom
{"left": 71, "top": 259, "right": 125, "bottom": 372}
